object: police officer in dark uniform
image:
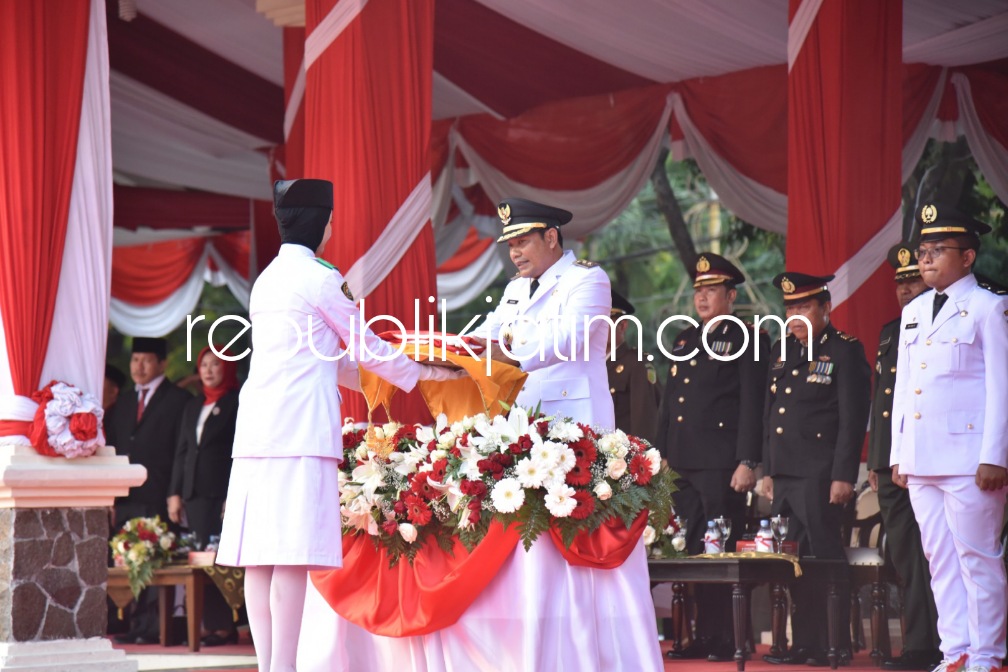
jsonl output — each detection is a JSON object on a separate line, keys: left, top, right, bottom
{"left": 867, "top": 243, "right": 942, "bottom": 671}
{"left": 607, "top": 290, "right": 662, "bottom": 444}
{"left": 761, "top": 272, "right": 871, "bottom": 667}
{"left": 657, "top": 253, "right": 769, "bottom": 662}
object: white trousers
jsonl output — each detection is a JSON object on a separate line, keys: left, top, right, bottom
{"left": 908, "top": 475, "right": 1007, "bottom": 670}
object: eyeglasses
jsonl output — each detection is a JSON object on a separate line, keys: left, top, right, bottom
{"left": 914, "top": 245, "right": 969, "bottom": 261}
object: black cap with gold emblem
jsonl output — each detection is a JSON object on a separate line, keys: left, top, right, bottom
{"left": 916, "top": 202, "right": 991, "bottom": 243}
{"left": 691, "top": 252, "right": 745, "bottom": 288}
{"left": 886, "top": 241, "right": 920, "bottom": 281}
{"left": 772, "top": 272, "right": 834, "bottom": 305}
{"left": 611, "top": 290, "right": 635, "bottom": 317}
{"left": 496, "top": 197, "right": 573, "bottom": 243}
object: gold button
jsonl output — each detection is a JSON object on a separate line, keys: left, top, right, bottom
{"left": 677, "top": 416, "right": 683, "bottom": 423}
{"left": 785, "top": 387, "right": 792, "bottom": 394}
{"left": 882, "top": 411, "right": 890, "bottom": 418}
{"left": 816, "top": 433, "right": 822, "bottom": 439}
{"left": 615, "top": 364, "right": 624, "bottom": 374}
{"left": 520, "top": 338, "right": 527, "bottom": 345}
{"left": 690, "top": 360, "right": 697, "bottom": 367}
{"left": 561, "top": 390, "right": 567, "bottom": 397}
{"left": 967, "top": 423, "right": 974, "bottom": 429}
{"left": 885, "top": 388, "right": 892, "bottom": 395}
{"left": 915, "top": 388, "right": 921, "bottom": 395}
{"left": 792, "top": 370, "right": 799, "bottom": 377}
{"left": 920, "top": 362, "right": 927, "bottom": 369}
{"left": 926, "top": 339, "right": 932, "bottom": 345}
{"left": 609, "top": 387, "right": 616, "bottom": 394}
{"left": 776, "top": 427, "right": 783, "bottom": 435}
{"left": 684, "top": 378, "right": 690, "bottom": 384}
{"left": 718, "top": 422, "right": 724, "bottom": 428}
{"left": 890, "top": 366, "right": 896, "bottom": 373}
{"left": 951, "top": 337, "right": 958, "bottom": 343}
{"left": 960, "top": 311, "right": 967, "bottom": 317}
{"left": 770, "top": 384, "right": 777, "bottom": 394}
{"left": 678, "top": 397, "right": 685, "bottom": 403}
{"left": 778, "top": 407, "right": 786, "bottom": 415}
{"left": 914, "top": 412, "right": 921, "bottom": 419}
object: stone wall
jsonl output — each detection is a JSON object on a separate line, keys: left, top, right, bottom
{"left": 0, "top": 508, "right": 109, "bottom": 642}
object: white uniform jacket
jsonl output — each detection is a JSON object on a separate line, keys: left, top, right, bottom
{"left": 475, "top": 250, "right": 615, "bottom": 430}
{"left": 890, "top": 273, "right": 1008, "bottom": 476}
{"left": 232, "top": 244, "right": 420, "bottom": 459}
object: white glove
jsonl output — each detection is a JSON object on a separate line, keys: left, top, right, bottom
{"left": 417, "top": 365, "right": 466, "bottom": 382}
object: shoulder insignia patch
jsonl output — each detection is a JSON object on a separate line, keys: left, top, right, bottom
{"left": 978, "top": 279, "right": 1008, "bottom": 295}
{"left": 314, "top": 258, "right": 337, "bottom": 271}
{"left": 512, "top": 271, "right": 521, "bottom": 280}
{"left": 341, "top": 282, "right": 354, "bottom": 302}
{"left": 574, "top": 259, "right": 598, "bottom": 268}
{"left": 645, "top": 362, "right": 657, "bottom": 384}
{"left": 836, "top": 330, "right": 859, "bottom": 342}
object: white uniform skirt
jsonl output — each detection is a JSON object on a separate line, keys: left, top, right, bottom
{"left": 216, "top": 455, "right": 343, "bottom": 568}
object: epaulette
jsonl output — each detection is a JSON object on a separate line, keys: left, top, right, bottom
{"left": 512, "top": 271, "right": 521, "bottom": 280}
{"left": 978, "top": 279, "right": 1008, "bottom": 295}
{"left": 836, "top": 330, "right": 859, "bottom": 342}
{"left": 314, "top": 258, "right": 337, "bottom": 271}
{"left": 574, "top": 259, "right": 598, "bottom": 268}
{"left": 744, "top": 320, "right": 769, "bottom": 335}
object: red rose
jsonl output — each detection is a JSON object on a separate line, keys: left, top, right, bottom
{"left": 535, "top": 420, "right": 550, "bottom": 434}
{"left": 381, "top": 520, "right": 399, "bottom": 536}
{"left": 69, "top": 412, "right": 98, "bottom": 441}
{"left": 517, "top": 435, "right": 533, "bottom": 452}
{"left": 565, "top": 461, "right": 592, "bottom": 486}
{"left": 393, "top": 500, "right": 407, "bottom": 515}
{"left": 468, "top": 510, "right": 481, "bottom": 525}
{"left": 570, "top": 490, "right": 595, "bottom": 520}
{"left": 629, "top": 454, "right": 652, "bottom": 485}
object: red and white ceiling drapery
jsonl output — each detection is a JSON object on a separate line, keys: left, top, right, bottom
{"left": 0, "top": 0, "right": 112, "bottom": 441}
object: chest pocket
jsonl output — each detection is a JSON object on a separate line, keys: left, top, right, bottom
{"left": 943, "top": 319, "right": 977, "bottom": 371}
{"left": 540, "top": 377, "right": 589, "bottom": 401}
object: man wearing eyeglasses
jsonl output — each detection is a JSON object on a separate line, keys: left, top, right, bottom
{"left": 890, "top": 203, "right": 1008, "bottom": 672}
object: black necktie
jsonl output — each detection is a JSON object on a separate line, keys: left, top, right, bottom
{"left": 529, "top": 279, "right": 539, "bottom": 298}
{"left": 932, "top": 293, "right": 948, "bottom": 320}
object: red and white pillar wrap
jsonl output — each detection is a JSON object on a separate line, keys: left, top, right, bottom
{"left": 786, "top": 0, "right": 903, "bottom": 359}
{"left": 304, "top": 0, "right": 437, "bottom": 424}
{"left": 0, "top": 0, "right": 113, "bottom": 442}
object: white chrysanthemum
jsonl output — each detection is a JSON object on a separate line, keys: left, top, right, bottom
{"left": 643, "top": 525, "right": 657, "bottom": 546}
{"left": 593, "top": 481, "right": 613, "bottom": 500}
{"left": 645, "top": 448, "right": 662, "bottom": 475}
{"left": 544, "top": 483, "right": 577, "bottom": 518}
{"left": 555, "top": 446, "right": 577, "bottom": 473}
{"left": 540, "top": 467, "right": 565, "bottom": 490}
{"left": 515, "top": 457, "right": 546, "bottom": 489}
{"left": 548, "top": 421, "right": 582, "bottom": 443}
{"left": 490, "top": 478, "right": 525, "bottom": 513}
{"left": 607, "top": 457, "right": 628, "bottom": 480}
{"left": 672, "top": 536, "right": 687, "bottom": 552}
{"left": 531, "top": 441, "right": 561, "bottom": 468}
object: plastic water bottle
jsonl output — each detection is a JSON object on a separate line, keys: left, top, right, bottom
{"left": 755, "top": 519, "right": 774, "bottom": 553}
{"left": 704, "top": 521, "right": 723, "bottom": 554}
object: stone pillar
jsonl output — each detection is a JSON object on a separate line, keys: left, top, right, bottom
{"left": 0, "top": 446, "right": 145, "bottom": 671}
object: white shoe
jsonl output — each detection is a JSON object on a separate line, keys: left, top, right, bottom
{"left": 930, "top": 657, "right": 967, "bottom": 672}
{"left": 963, "top": 666, "right": 997, "bottom": 672}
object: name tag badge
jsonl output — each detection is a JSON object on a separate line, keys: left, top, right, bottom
{"left": 904, "top": 322, "right": 918, "bottom": 329}
{"left": 505, "top": 299, "right": 518, "bottom": 305}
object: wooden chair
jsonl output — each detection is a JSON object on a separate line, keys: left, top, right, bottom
{"left": 843, "top": 485, "right": 892, "bottom": 667}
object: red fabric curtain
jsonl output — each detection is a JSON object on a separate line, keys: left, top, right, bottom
{"left": 113, "top": 186, "right": 257, "bottom": 231}
{"left": 213, "top": 231, "right": 251, "bottom": 280}
{"left": 458, "top": 85, "right": 669, "bottom": 190}
{"left": 0, "top": 0, "right": 90, "bottom": 398}
{"left": 305, "top": 0, "right": 437, "bottom": 424}
{"left": 786, "top": 0, "right": 903, "bottom": 362}
{"left": 283, "top": 27, "right": 306, "bottom": 178}
{"left": 437, "top": 229, "right": 492, "bottom": 273}
{"left": 959, "top": 59, "right": 1008, "bottom": 149}
{"left": 111, "top": 239, "right": 206, "bottom": 305}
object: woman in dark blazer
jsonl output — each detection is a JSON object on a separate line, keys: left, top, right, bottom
{"left": 168, "top": 346, "right": 240, "bottom": 645}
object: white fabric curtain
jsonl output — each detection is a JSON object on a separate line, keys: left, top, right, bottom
{"left": 109, "top": 246, "right": 210, "bottom": 337}
{"left": 207, "top": 243, "right": 251, "bottom": 308}
{"left": 952, "top": 72, "right": 1008, "bottom": 206}
{"left": 437, "top": 243, "right": 504, "bottom": 311}
{"left": 903, "top": 10, "right": 1008, "bottom": 67}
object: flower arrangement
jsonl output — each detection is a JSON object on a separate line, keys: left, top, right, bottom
{"left": 28, "top": 380, "right": 104, "bottom": 458}
{"left": 110, "top": 516, "right": 178, "bottom": 598}
{"left": 339, "top": 405, "right": 677, "bottom": 565}
{"left": 644, "top": 515, "right": 689, "bottom": 559}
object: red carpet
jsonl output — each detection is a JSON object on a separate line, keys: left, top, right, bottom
{"left": 662, "top": 642, "right": 885, "bottom": 672}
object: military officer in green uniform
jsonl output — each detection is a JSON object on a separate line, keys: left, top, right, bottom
{"left": 761, "top": 272, "right": 871, "bottom": 667}
{"left": 607, "top": 290, "right": 662, "bottom": 444}
{"left": 867, "top": 242, "right": 942, "bottom": 671}
{"left": 657, "top": 253, "right": 769, "bottom": 662}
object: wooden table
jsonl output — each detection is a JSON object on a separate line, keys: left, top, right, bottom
{"left": 107, "top": 565, "right": 208, "bottom": 652}
{"left": 649, "top": 556, "right": 846, "bottom": 671}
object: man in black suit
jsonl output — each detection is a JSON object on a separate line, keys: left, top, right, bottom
{"left": 607, "top": 290, "right": 662, "bottom": 444}
{"left": 657, "top": 253, "right": 769, "bottom": 662}
{"left": 107, "top": 337, "right": 191, "bottom": 524}
{"left": 105, "top": 336, "right": 190, "bottom": 644}
{"left": 761, "top": 273, "right": 871, "bottom": 667}
{"left": 866, "top": 242, "right": 941, "bottom": 671}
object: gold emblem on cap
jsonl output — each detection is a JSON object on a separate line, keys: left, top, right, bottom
{"left": 497, "top": 204, "right": 511, "bottom": 225}
{"left": 898, "top": 247, "right": 911, "bottom": 267}
{"left": 781, "top": 277, "right": 796, "bottom": 294}
{"left": 696, "top": 256, "right": 710, "bottom": 273}
{"left": 921, "top": 204, "right": 937, "bottom": 224}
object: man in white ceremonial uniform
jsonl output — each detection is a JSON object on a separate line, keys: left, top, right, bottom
{"left": 890, "top": 202, "right": 1008, "bottom": 672}
{"left": 216, "top": 179, "right": 456, "bottom": 672}
{"left": 298, "top": 198, "right": 662, "bottom": 672}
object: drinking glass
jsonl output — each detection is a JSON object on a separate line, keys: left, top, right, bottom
{"left": 715, "top": 516, "right": 732, "bottom": 546}
{"left": 771, "top": 515, "right": 789, "bottom": 554}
